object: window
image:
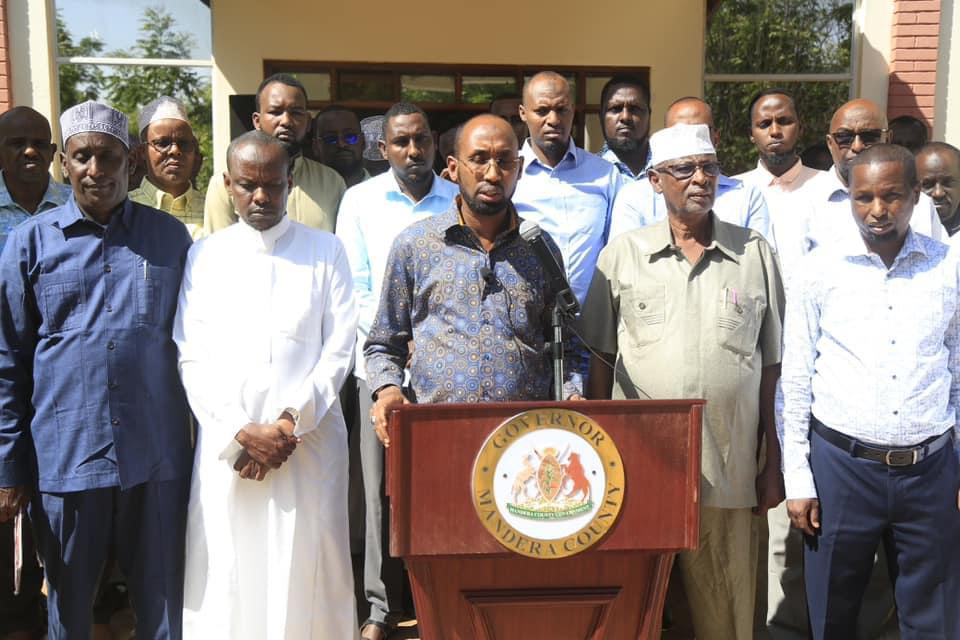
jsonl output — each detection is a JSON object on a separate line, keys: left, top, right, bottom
{"left": 263, "top": 61, "right": 650, "bottom": 152}
{"left": 704, "top": 0, "right": 855, "bottom": 174}
{"left": 54, "top": 0, "right": 214, "bottom": 186}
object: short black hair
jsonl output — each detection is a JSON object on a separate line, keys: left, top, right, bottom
{"left": 255, "top": 73, "right": 308, "bottom": 112}
{"left": 226, "top": 129, "right": 290, "bottom": 173}
{"left": 747, "top": 87, "right": 798, "bottom": 121}
{"left": 848, "top": 143, "right": 918, "bottom": 188}
{"left": 889, "top": 115, "right": 929, "bottom": 153}
{"left": 599, "top": 74, "right": 650, "bottom": 111}
{"left": 382, "top": 102, "right": 430, "bottom": 138}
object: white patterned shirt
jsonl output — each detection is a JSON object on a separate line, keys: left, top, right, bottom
{"left": 781, "top": 228, "right": 960, "bottom": 499}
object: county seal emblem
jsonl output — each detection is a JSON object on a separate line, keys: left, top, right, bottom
{"left": 471, "top": 408, "right": 625, "bottom": 559}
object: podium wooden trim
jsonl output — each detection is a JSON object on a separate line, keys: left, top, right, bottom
{"left": 386, "top": 399, "right": 703, "bottom": 640}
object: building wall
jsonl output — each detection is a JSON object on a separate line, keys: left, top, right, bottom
{"left": 935, "top": 0, "right": 958, "bottom": 143}
{"left": 888, "top": 0, "right": 941, "bottom": 130}
{"left": 0, "top": 0, "right": 11, "bottom": 111}
{"left": 209, "top": 0, "right": 707, "bottom": 172}
{"left": 7, "top": 0, "right": 59, "bottom": 137}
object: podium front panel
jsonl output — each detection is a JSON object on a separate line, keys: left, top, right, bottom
{"left": 387, "top": 399, "right": 702, "bottom": 558}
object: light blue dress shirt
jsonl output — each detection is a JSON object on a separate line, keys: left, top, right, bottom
{"left": 781, "top": 228, "right": 960, "bottom": 499}
{"left": 0, "top": 171, "right": 70, "bottom": 250}
{"left": 335, "top": 171, "right": 457, "bottom": 379}
{"left": 599, "top": 146, "right": 651, "bottom": 181}
{"left": 608, "top": 172, "right": 771, "bottom": 245}
{"left": 513, "top": 139, "right": 623, "bottom": 306}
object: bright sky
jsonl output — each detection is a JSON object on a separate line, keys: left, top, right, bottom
{"left": 56, "top": 0, "right": 212, "bottom": 58}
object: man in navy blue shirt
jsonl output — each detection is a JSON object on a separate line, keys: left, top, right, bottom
{"left": 0, "top": 101, "right": 193, "bottom": 638}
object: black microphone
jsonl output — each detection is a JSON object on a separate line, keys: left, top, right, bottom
{"left": 479, "top": 265, "right": 497, "bottom": 286}
{"left": 519, "top": 220, "right": 580, "bottom": 316}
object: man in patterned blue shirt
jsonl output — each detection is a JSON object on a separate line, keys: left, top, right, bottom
{"left": 0, "top": 101, "right": 193, "bottom": 638}
{"left": 782, "top": 144, "right": 960, "bottom": 638}
{"left": 0, "top": 107, "right": 69, "bottom": 251}
{"left": 365, "top": 114, "right": 579, "bottom": 442}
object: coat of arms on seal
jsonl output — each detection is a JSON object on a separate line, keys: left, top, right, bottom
{"left": 507, "top": 447, "right": 594, "bottom": 520}
{"left": 471, "top": 408, "right": 625, "bottom": 559}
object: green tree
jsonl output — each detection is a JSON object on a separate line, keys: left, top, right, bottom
{"left": 705, "top": 0, "right": 853, "bottom": 174}
{"left": 56, "top": 11, "right": 106, "bottom": 108}
{"left": 104, "top": 6, "right": 213, "bottom": 187}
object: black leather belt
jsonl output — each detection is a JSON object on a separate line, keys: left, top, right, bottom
{"left": 812, "top": 418, "right": 953, "bottom": 467}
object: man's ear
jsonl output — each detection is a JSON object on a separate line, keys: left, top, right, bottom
{"left": 252, "top": 111, "right": 262, "bottom": 132}
{"left": 377, "top": 139, "right": 387, "bottom": 161}
{"left": 127, "top": 145, "right": 140, "bottom": 178}
{"left": 519, "top": 104, "right": 528, "bottom": 124}
{"left": 649, "top": 170, "right": 664, "bottom": 194}
{"left": 446, "top": 155, "right": 459, "bottom": 185}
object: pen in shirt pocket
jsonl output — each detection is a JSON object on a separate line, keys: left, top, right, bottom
{"left": 143, "top": 259, "right": 148, "bottom": 280}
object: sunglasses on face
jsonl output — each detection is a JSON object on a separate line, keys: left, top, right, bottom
{"left": 655, "top": 161, "right": 722, "bottom": 181}
{"left": 319, "top": 133, "right": 360, "bottom": 145}
{"left": 829, "top": 129, "right": 886, "bottom": 148}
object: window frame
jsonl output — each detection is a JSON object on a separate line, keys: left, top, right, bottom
{"left": 263, "top": 60, "right": 651, "bottom": 146}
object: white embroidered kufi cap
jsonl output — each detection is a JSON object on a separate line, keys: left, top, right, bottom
{"left": 138, "top": 96, "right": 190, "bottom": 134}
{"left": 60, "top": 100, "right": 129, "bottom": 148}
{"left": 648, "top": 122, "right": 716, "bottom": 167}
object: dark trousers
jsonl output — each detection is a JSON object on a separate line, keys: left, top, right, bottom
{"left": 804, "top": 426, "right": 960, "bottom": 639}
{"left": 0, "top": 516, "right": 44, "bottom": 636}
{"left": 30, "top": 477, "right": 189, "bottom": 640}
{"left": 358, "top": 377, "right": 406, "bottom": 627}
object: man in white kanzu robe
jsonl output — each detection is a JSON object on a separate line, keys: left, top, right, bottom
{"left": 174, "top": 130, "right": 359, "bottom": 639}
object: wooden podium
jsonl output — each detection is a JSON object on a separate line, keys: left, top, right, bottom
{"left": 386, "top": 399, "right": 703, "bottom": 640}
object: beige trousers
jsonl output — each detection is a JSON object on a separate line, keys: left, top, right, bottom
{"left": 677, "top": 507, "right": 758, "bottom": 640}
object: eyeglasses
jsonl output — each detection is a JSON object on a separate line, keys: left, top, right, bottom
{"left": 459, "top": 155, "right": 522, "bottom": 175}
{"left": 319, "top": 133, "right": 360, "bottom": 145}
{"left": 148, "top": 137, "right": 197, "bottom": 154}
{"left": 829, "top": 129, "right": 886, "bottom": 149}
{"left": 655, "top": 161, "right": 721, "bottom": 181}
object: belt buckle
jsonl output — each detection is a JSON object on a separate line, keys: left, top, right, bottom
{"left": 884, "top": 448, "right": 919, "bottom": 467}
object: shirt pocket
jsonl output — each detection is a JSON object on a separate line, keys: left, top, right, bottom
{"left": 717, "top": 293, "right": 764, "bottom": 357}
{"left": 620, "top": 285, "right": 666, "bottom": 346}
{"left": 38, "top": 269, "right": 85, "bottom": 333}
{"left": 136, "top": 262, "right": 181, "bottom": 328}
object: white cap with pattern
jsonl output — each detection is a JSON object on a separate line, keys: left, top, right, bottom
{"left": 648, "top": 122, "right": 716, "bottom": 167}
{"left": 60, "top": 100, "right": 129, "bottom": 148}
{"left": 137, "top": 96, "right": 190, "bottom": 134}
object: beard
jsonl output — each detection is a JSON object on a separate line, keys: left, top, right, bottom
{"left": 761, "top": 150, "right": 797, "bottom": 171}
{"left": 278, "top": 138, "right": 301, "bottom": 157}
{"left": 460, "top": 187, "right": 506, "bottom": 217}
{"left": 606, "top": 136, "right": 644, "bottom": 155}
{"left": 534, "top": 137, "right": 566, "bottom": 160}
{"left": 333, "top": 155, "right": 363, "bottom": 177}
